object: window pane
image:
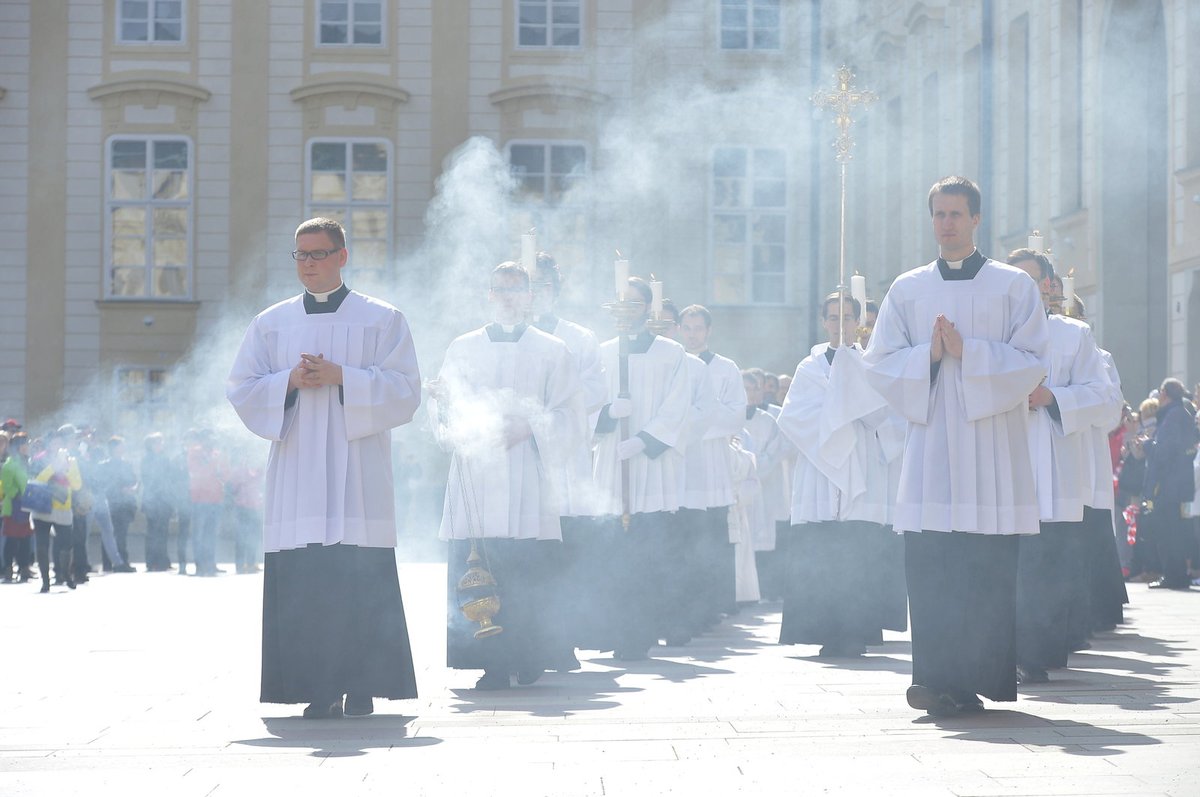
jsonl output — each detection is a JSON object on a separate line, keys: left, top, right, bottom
{"left": 153, "top": 266, "right": 187, "bottom": 297}
{"left": 321, "top": 1, "right": 348, "bottom": 22}
{"left": 753, "top": 6, "right": 780, "bottom": 28}
{"left": 510, "top": 145, "right": 545, "bottom": 176}
{"left": 154, "top": 141, "right": 187, "bottom": 169}
{"left": 156, "top": 0, "right": 182, "bottom": 20}
{"left": 351, "top": 208, "right": 388, "bottom": 238}
{"left": 721, "top": 7, "right": 747, "bottom": 27}
{"left": 112, "top": 140, "right": 147, "bottom": 169}
{"left": 320, "top": 24, "right": 348, "bottom": 43}
{"left": 311, "top": 173, "right": 347, "bottom": 202}
{"left": 112, "top": 267, "right": 145, "bottom": 297}
{"left": 753, "top": 243, "right": 785, "bottom": 272}
{"left": 753, "top": 179, "right": 785, "bottom": 207}
{"left": 352, "top": 142, "right": 387, "bottom": 172}
{"left": 351, "top": 173, "right": 387, "bottom": 201}
{"left": 354, "top": 1, "right": 381, "bottom": 22}
{"left": 121, "top": 21, "right": 149, "bottom": 41}
{"left": 753, "top": 214, "right": 785, "bottom": 243}
{"left": 553, "top": 5, "right": 580, "bottom": 25}
{"left": 354, "top": 25, "right": 381, "bottom": 44}
{"left": 713, "top": 178, "right": 744, "bottom": 209}
{"left": 549, "top": 145, "right": 585, "bottom": 175}
{"left": 752, "top": 274, "right": 785, "bottom": 302}
{"left": 154, "top": 21, "right": 182, "bottom": 42}
{"left": 153, "top": 207, "right": 187, "bottom": 237}
{"left": 312, "top": 142, "right": 346, "bottom": 171}
{"left": 714, "top": 274, "right": 744, "bottom": 304}
{"left": 112, "top": 207, "right": 145, "bottom": 236}
{"left": 153, "top": 170, "right": 188, "bottom": 200}
{"left": 721, "top": 29, "right": 748, "bottom": 49}
{"left": 154, "top": 238, "right": 187, "bottom": 266}
{"left": 113, "top": 237, "right": 146, "bottom": 266}
{"left": 123, "top": 0, "right": 149, "bottom": 18}
{"left": 519, "top": 3, "right": 548, "bottom": 24}
{"left": 517, "top": 175, "right": 544, "bottom": 198}
{"left": 713, "top": 148, "right": 747, "bottom": 178}
{"left": 552, "top": 27, "right": 580, "bottom": 46}
{"left": 518, "top": 26, "right": 547, "bottom": 46}
{"left": 713, "top": 244, "right": 745, "bottom": 274}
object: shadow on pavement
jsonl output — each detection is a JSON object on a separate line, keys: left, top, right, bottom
{"left": 915, "top": 709, "right": 1162, "bottom": 756}
{"left": 234, "top": 716, "right": 442, "bottom": 757}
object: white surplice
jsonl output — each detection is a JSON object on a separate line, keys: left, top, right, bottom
{"left": 862, "top": 259, "right": 1048, "bottom": 534}
{"left": 543, "top": 317, "right": 607, "bottom": 517}
{"left": 778, "top": 343, "right": 842, "bottom": 524}
{"left": 431, "top": 325, "right": 583, "bottom": 542}
{"left": 1082, "top": 347, "right": 1124, "bottom": 512}
{"left": 593, "top": 335, "right": 691, "bottom": 515}
{"left": 729, "top": 433, "right": 761, "bottom": 603}
{"left": 680, "top": 352, "right": 747, "bottom": 511}
{"left": 744, "top": 406, "right": 787, "bottom": 551}
{"left": 1027, "top": 315, "right": 1119, "bottom": 522}
{"left": 226, "top": 291, "right": 421, "bottom": 552}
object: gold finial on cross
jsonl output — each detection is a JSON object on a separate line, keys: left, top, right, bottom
{"left": 811, "top": 66, "right": 877, "bottom": 164}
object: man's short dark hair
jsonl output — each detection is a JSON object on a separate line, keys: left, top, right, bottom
{"left": 741, "top": 369, "right": 763, "bottom": 387}
{"left": 659, "top": 297, "right": 680, "bottom": 323}
{"left": 296, "top": 217, "right": 346, "bottom": 250}
{"left": 1160, "top": 378, "right": 1187, "bottom": 403}
{"left": 627, "top": 276, "right": 653, "bottom": 307}
{"left": 928, "top": 176, "right": 982, "bottom": 217}
{"left": 821, "top": 291, "right": 861, "bottom": 320}
{"left": 490, "top": 261, "right": 530, "bottom": 290}
{"left": 680, "top": 304, "right": 712, "bottom": 328}
{"left": 1006, "top": 248, "right": 1055, "bottom": 281}
{"left": 865, "top": 299, "right": 879, "bottom": 315}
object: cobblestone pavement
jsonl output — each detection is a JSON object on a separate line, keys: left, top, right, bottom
{"left": 2, "top": 561, "right": 1198, "bottom": 796}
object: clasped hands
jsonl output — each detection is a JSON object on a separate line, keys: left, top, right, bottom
{"left": 929, "top": 315, "right": 964, "bottom": 363}
{"left": 288, "top": 353, "right": 343, "bottom": 391}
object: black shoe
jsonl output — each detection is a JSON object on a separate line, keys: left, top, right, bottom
{"left": 1017, "top": 665, "right": 1049, "bottom": 684}
{"left": 344, "top": 694, "right": 375, "bottom": 716}
{"left": 474, "top": 670, "right": 511, "bottom": 691}
{"left": 66, "top": 579, "right": 76, "bottom": 590}
{"left": 952, "top": 693, "right": 985, "bottom": 712}
{"left": 906, "top": 684, "right": 960, "bottom": 716}
{"left": 113, "top": 564, "right": 136, "bottom": 573}
{"left": 39, "top": 583, "right": 50, "bottom": 594}
{"left": 301, "top": 698, "right": 344, "bottom": 719}
{"left": 1148, "top": 579, "right": 1190, "bottom": 590}
{"left": 516, "top": 669, "right": 544, "bottom": 686}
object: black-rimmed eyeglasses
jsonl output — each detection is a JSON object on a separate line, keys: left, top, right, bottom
{"left": 292, "top": 248, "right": 343, "bottom": 261}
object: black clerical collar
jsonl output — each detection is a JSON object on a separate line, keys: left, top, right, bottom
{"left": 303, "top": 283, "right": 350, "bottom": 314}
{"left": 824, "top": 347, "right": 837, "bottom": 365}
{"left": 627, "top": 330, "right": 656, "bottom": 354}
{"left": 936, "top": 249, "right": 985, "bottom": 281}
{"left": 485, "top": 322, "right": 528, "bottom": 343}
{"left": 696, "top": 350, "right": 715, "bottom": 365}
{"left": 533, "top": 313, "right": 559, "bottom": 334}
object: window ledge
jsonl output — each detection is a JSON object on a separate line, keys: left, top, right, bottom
{"left": 97, "top": 299, "right": 201, "bottom": 309}
{"left": 290, "top": 76, "right": 410, "bottom": 108}
{"left": 88, "top": 73, "right": 211, "bottom": 104}
{"left": 490, "top": 81, "right": 610, "bottom": 108}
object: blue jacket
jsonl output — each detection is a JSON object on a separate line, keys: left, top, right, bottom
{"left": 1144, "top": 400, "right": 1199, "bottom": 504}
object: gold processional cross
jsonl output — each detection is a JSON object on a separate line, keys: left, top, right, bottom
{"left": 811, "top": 66, "right": 876, "bottom": 331}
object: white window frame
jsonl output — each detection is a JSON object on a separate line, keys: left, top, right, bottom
{"left": 104, "top": 135, "right": 194, "bottom": 301}
{"left": 315, "top": 0, "right": 386, "bottom": 47}
{"left": 113, "top": 366, "right": 174, "bottom": 432}
{"left": 507, "top": 139, "right": 589, "bottom": 205}
{"left": 304, "top": 137, "right": 394, "bottom": 279}
{"left": 708, "top": 145, "right": 789, "bottom": 306}
{"left": 718, "top": 0, "right": 781, "bottom": 52}
{"left": 116, "top": 0, "right": 186, "bottom": 45}
{"left": 515, "top": 0, "right": 583, "bottom": 50}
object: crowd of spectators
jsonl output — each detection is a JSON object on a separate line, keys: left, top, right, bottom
{"left": 0, "top": 419, "right": 264, "bottom": 593}
{"left": 1110, "top": 380, "right": 1200, "bottom": 589}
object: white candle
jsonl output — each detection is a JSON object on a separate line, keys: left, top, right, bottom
{"left": 850, "top": 274, "right": 867, "bottom": 323}
{"left": 1028, "top": 230, "right": 1044, "bottom": 253}
{"left": 521, "top": 231, "right": 537, "bottom": 272}
{"left": 650, "top": 278, "right": 663, "bottom": 315}
{"left": 615, "top": 258, "right": 630, "bottom": 300}
{"left": 1061, "top": 274, "right": 1075, "bottom": 304}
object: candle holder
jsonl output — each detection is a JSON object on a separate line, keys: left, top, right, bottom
{"left": 601, "top": 298, "right": 646, "bottom": 334}
{"left": 643, "top": 311, "right": 674, "bottom": 337}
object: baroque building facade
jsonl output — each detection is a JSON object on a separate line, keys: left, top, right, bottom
{"left": 0, "top": 0, "right": 1196, "bottom": 433}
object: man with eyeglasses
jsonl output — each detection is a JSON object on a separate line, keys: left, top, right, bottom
{"left": 227, "top": 217, "right": 422, "bottom": 719}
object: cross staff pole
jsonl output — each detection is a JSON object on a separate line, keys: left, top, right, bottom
{"left": 812, "top": 66, "right": 876, "bottom": 347}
